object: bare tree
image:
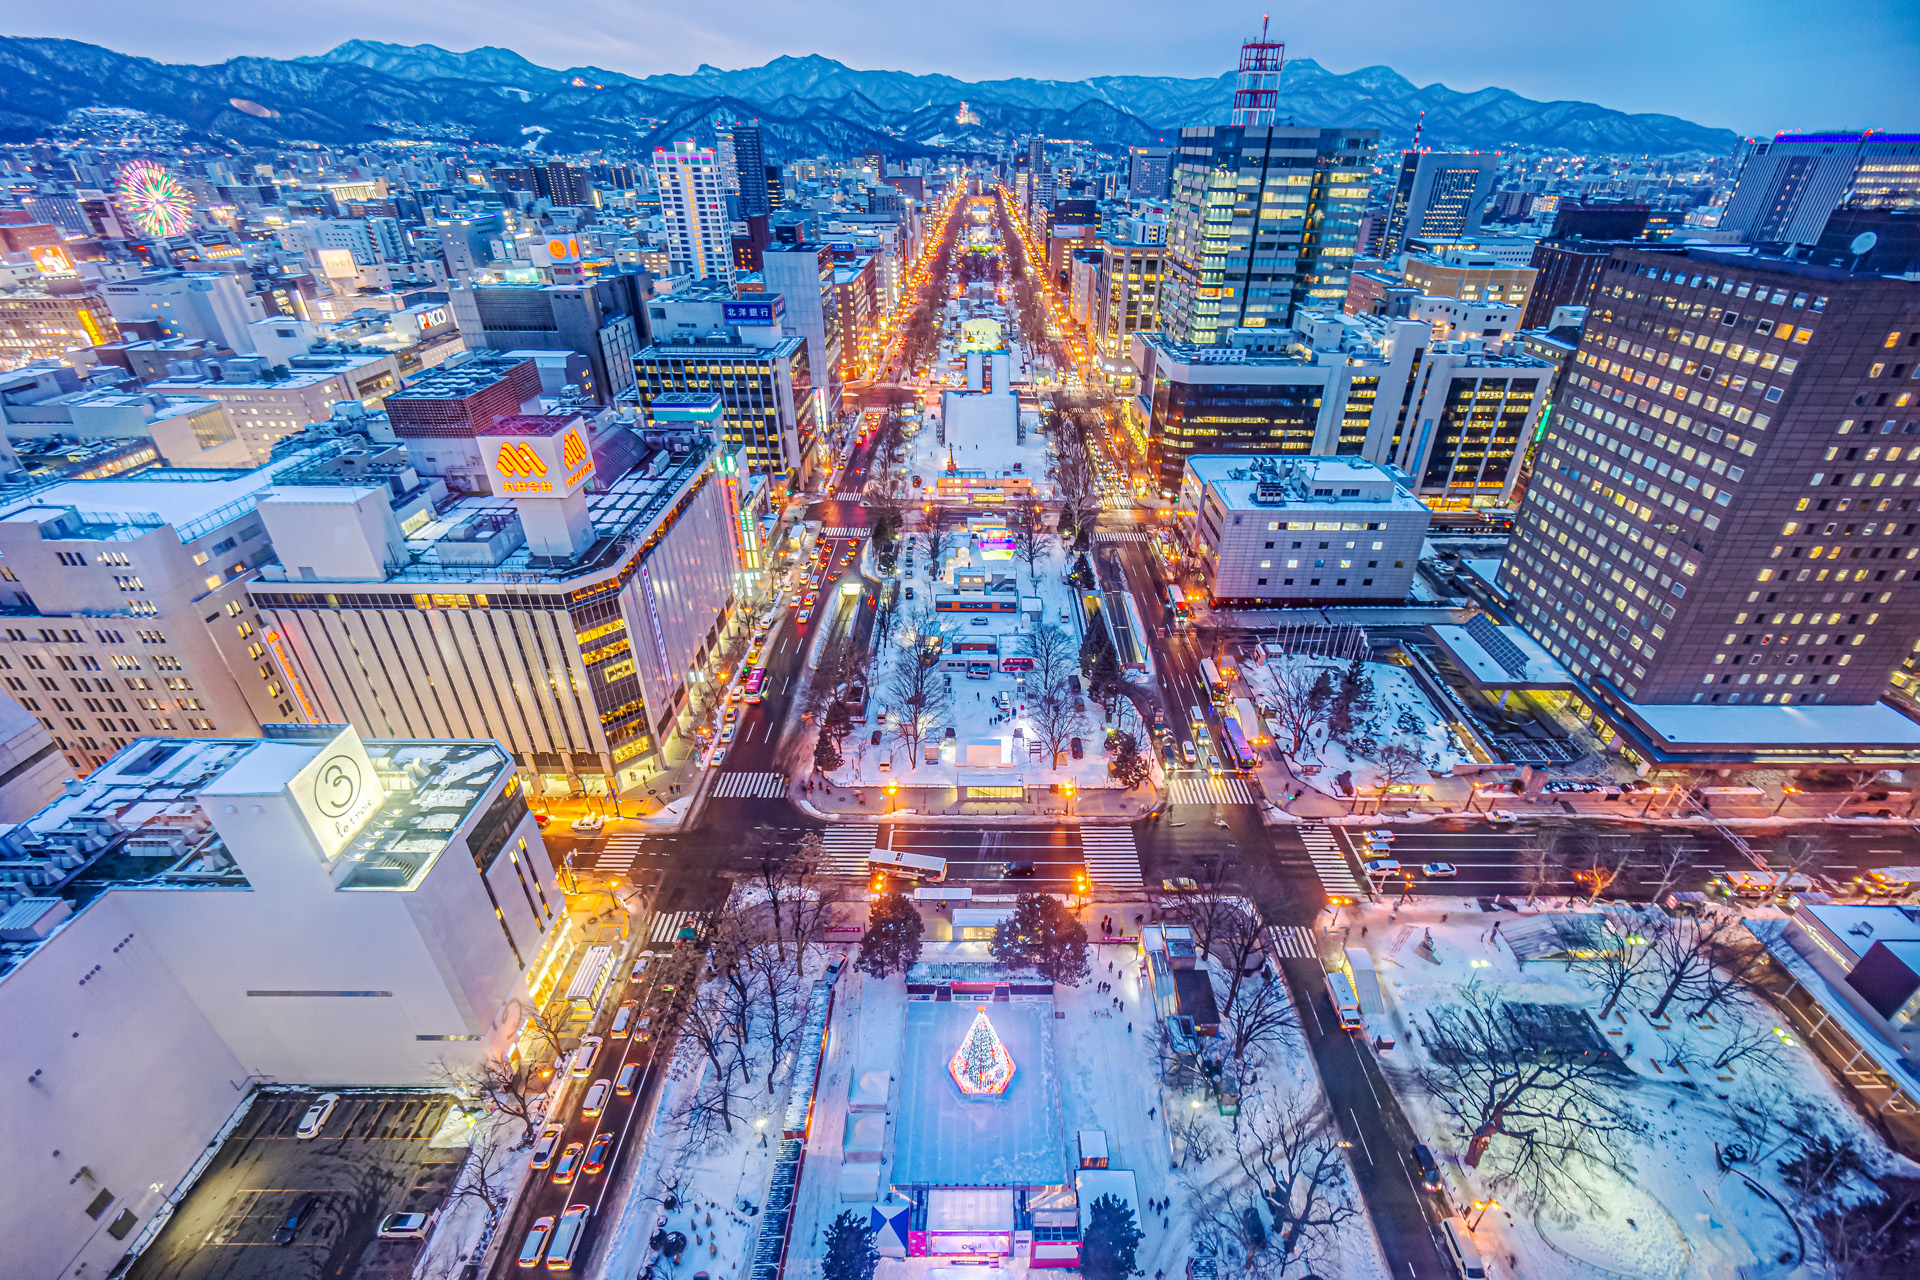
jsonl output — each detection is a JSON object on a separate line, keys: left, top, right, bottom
{"left": 1632, "top": 834, "right": 1700, "bottom": 904}
{"left": 1560, "top": 912, "right": 1665, "bottom": 1020}
{"left": 1768, "top": 833, "right": 1825, "bottom": 905}
{"left": 442, "top": 1121, "right": 520, "bottom": 1222}
{"left": 1707, "top": 1020, "right": 1787, "bottom": 1075}
{"left": 1369, "top": 743, "right": 1427, "bottom": 812}
{"left": 1196, "top": 1090, "right": 1359, "bottom": 1279}
{"left": 1008, "top": 494, "right": 1053, "bottom": 591}
{"left": 519, "top": 996, "right": 575, "bottom": 1067}
{"left": 1028, "top": 675, "right": 1086, "bottom": 766}
{"left": 1216, "top": 969, "right": 1298, "bottom": 1068}
{"left": 1417, "top": 991, "right": 1647, "bottom": 1209}
{"left": 673, "top": 976, "right": 753, "bottom": 1139}
{"left": 1264, "top": 662, "right": 1335, "bottom": 760}
{"left": 885, "top": 607, "right": 950, "bottom": 770}
{"left": 1518, "top": 824, "right": 1570, "bottom": 906}
{"left": 1646, "top": 913, "right": 1764, "bottom": 1021}
{"left": 431, "top": 1055, "right": 539, "bottom": 1146}
{"left": 1019, "top": 616, "right": 1076, "bottom": 695}
{"left": 1568, "top": 832, "right": 1640, "bottom": 905}
{"left": 1153, "top": 862, "right": 1266, "bottom": 1015}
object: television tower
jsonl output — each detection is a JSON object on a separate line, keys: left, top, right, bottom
{"left": 1229, "top": 15, "right": 1286, "bottom": 127}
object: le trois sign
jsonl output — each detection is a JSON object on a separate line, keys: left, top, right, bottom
{"left": 288, "top": 726, "right": 387, "bottom": 861}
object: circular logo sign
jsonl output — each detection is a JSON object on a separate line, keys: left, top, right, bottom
{"left": 314, "top": 754, "right": 363, "bottom": 819}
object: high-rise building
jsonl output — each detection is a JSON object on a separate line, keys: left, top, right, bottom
{"left": 1371, "top": 152, "right": 1500, "bottom": 256}
{"left": 734, "top": 123, "right": 771, "bottom": 218}
{"left": 448, "top": 272, "right": 649, "bottom": 406}
{"left": 1724, "top": 131, "right": 1920, "bottom": 245}
{"left": 1127, "top": 146, "right": 1173, "bottom": 200}
{"left": 1493, "top": 245, "right": 1920, "bottom": 746}
{"left": 382, "top": 354, "right": 545, "bottom": 492}
{"left": 1160, "top": 125, "right": 1377, "bottom": 343}
{"left": 652, "top": 141, "right": 735, "bottom": 285}
{"left": 761, "top": 242, "right": 843, "bottom": 417}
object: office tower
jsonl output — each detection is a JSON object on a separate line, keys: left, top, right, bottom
{"left": 1496, "top": 245, "right": 1920, "bottom": 718}
{"left": 1401, "top": 248, "right": 1539, "bottom": 316}
{"left": 448, "top": 271, "right": 649, "bottom": 405}
{"left": 1375, "top": 151, "right": 1500, "bottom": 255}
{"left": 652, "top": 140, "right": 735, "bottom": 285}
{"left": 0, "top": 284, "right": 117, "bottom": 369}
{"left": 715, "top": 130, "right": 740, "bottom": 194}
{"left": 0, "top": 723, "right": 561, "bottom": 1280}
{"left": 534, "top": 161, "right": 590, "bottom": 207}
{"left": 734, "top": 122, "right": 770, "bottom": 218}
{"left": 1550, "top": 202, "right": 1651, "bottom": 242}
{"left": 1127, "top": 146, "right": 1173, "bottom": 200}
{"left": 765, "top": 164, "right": 785, "bottom": 211}
{"left": 1724, "top": 131, "right": 1920, "bottom": 245}
{"left": 635, "top": 285, "right": 819, "bottom": 482}
{"left": 1131, "top": 309, "right": 1549, "bottom": 500}
{"left": 1161, "top": 125, "right": 1377, "bottom": 343}
{"left": 761, "top": 242, "right": 843, "bottom": 417}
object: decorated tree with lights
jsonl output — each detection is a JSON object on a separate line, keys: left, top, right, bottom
{"left": 948, "top": 1006, "right": 1016, "bottom": 1095}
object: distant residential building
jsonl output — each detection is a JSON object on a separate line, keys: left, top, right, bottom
{"left": 653, "top": 140, "right": 735, "bottom": 285}
{"left": 0, "top": 284, "right": 117, "bottom": 369}
{"left": 1724, "top": 131, "right": 1920, "bottom": 245}
{"left": 1178, "top": 454, "right": 1430, "bottom": 607}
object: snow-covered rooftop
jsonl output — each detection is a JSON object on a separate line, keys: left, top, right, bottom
{"left": 1428, "top": 619, "right": 1576, "bottom": 690}
{"left": 1626, "top": 698, "right": 1920, "bottom": 748}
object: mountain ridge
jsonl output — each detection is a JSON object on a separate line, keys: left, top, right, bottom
{"left": 0, "top": 35, "right": 1742, "bottom": 157}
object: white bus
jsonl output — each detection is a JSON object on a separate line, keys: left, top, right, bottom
{"left": 1324, "top": 970, "right": 1363, "bottom": 1030}
{"left": 869, "top": 849, "right": 948, "bottom": 882}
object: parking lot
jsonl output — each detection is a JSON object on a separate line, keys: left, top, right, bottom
{"left": 130, "top": 1090, "right": 464, "bottom": 1280}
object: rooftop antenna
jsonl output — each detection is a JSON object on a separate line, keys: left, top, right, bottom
{"left": 1412, "top": 109, "right": 1425, "bottom": 153}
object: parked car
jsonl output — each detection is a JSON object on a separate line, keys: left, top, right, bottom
{"left": 518, "top": 1217, "right": 555, "bottom": 1269}
{"left": 273, "top": 1193, "right": 316, "bottom": 1246}
{"left": 1070, "top": 737, "right": 1083, "bottom": 760}
{"left": 969, "top": 616, "right": 991, "bottom": 627}
{"left": 296, "top": 1093, "right": 338, "bottom": 1139}
{"left": 377, "top": 1212, "right": 431, "bottom": 1240}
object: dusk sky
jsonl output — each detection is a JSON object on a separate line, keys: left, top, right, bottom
{"left": 5, "top": 0, "right": 1917, "bottom": 137}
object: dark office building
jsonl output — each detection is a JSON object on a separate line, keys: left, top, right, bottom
{"left": 733, "top": 124, "right": 770, "bottom": 218}
{"left": 765, "top": 165, "right": 785, "bottom": 211}
{"left": 1523, "top": 239, "right": 1621, "bottom": 330}
{"left": 1498, "top": 245, "right": 1920, "bottom": 712}
{"left": 448, "top": 272, "right": 650, "bottom": 402}
{"left": 1551, "top": 202, "right": 1652, "bottom": 242}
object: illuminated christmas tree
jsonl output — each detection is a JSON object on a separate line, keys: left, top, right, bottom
{"left": 948, "top": 1006, "right": 1015, "bottom": 1096}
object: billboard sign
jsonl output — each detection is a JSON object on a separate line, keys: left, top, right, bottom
{"left": 30, "top": 244, "right": 74, "bottom": 277}
{"left": 287, "top": 725, "right": 386, "bottom": 862}
{"left": 723, "top": 296, "right": 785, "bottom": 327}
{"left": 479, "top": 415, "right": 595, "bottom": 498}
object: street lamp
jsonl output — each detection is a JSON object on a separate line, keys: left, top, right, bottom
{"left": 885, "top": 778, "right": 899, "bottom": 815}
{"left": 1772, "top": 785, "right": 1800, "bottom": 817}
{"left": 1469, "top": 1199, "right": 1500, "bottom": 1229}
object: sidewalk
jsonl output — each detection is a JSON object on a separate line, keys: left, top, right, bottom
{"left": 794, "top": 777, "right": 1154, "bottom": 824}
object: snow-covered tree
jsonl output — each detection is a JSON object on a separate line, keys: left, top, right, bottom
{"left": 990, "top": 892, "right": 1090, "bottom": 985}
{"left": 858, "top": 892, "right": 924, "bottom": 979}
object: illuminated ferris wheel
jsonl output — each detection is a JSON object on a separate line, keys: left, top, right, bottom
{"left": 116, "top": 160, "right": 195, "bottom": 239}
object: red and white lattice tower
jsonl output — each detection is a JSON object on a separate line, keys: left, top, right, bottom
{"left": 1230, "top": 15, "right": 1286, "bottom": 128}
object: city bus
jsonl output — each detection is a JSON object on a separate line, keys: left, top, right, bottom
{"left": 1165, "top": 585, "right": 1189, "bottom": 628}
{"left": 1198, "top": 658, "right": 1227, "bottom": 704}
{"left": 743, "top": 665, "right": 769, "bottom": 704}
{"left": 1221, "top": 717, "right": 1259, "bottom": 770}
{"left": 1232, "top": 697, "right": 1270, "bottom": 747}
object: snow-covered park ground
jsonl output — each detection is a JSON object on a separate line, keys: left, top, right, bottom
{"left": 1340, "top": 896, "right": 1920, "bottom": 1279}
{"left": 1240, "top": 653, "right": 1467, "bottom": 798}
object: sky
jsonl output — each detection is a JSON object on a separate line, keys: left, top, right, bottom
{"left": 3, "top": 0, "right": 1916, "bottom": 137}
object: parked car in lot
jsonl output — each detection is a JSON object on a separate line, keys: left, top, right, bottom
{"left": 273, "top": 1193, "right": 316, "bottom": 1245}
{"left": 378, "top": 1212, "right": 431, "bottom": 1240}
{"left": 296, "top": 1093, "right": 338, "bottom": 1139}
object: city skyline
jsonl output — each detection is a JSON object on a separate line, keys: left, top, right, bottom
{"left": 3, "top": 0, "right": 1915, "bottom": 138}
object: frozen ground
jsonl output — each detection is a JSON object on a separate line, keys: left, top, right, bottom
{"left": 1340, "top": 897, "right": 1920, "bottom": 1279}
{"left": 1240, "top": 654, "right": 1466, "bottom": 797}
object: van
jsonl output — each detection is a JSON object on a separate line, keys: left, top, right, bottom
{"left": 546, "top": 1204, "right": 589, "bottom": 1272}
{"left": 518, "top": 1216, "right": 555, "bottom": 1269}
{"left": 1189, "top": 704, "right": 1206, "bottom": 728}
{"left": 615, "top": 1062, "right": 641, "bottom": 1096}
{"left": 580, "top": 1079, "right": 611, "bottom": 1117}
{"left": 609, "top": 1002, "right": 637, "bottom": 1039}
{"left": 1438, "top": 1217, "right": 1486, "bottom": 1279}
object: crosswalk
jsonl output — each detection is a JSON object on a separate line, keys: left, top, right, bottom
{"left": 817, "top": 824, "right": 879, "bottom": 876}
{"left": 648, "top": 910, "right": 697, "bottom": 944}
{"left": 1299, "top": 823, "right": 1363, "bottom": 897}
{"left": 711, "top": 771, "right": 788, "bottom": 799}
{"left": 1094, "top": 532, "right": 1151, "bottom": 543}
{"left": 1166, "top": 775, "right": 1256, "bottom": 805}
{"left": 592, "top": 835, "right": 656, "bottom": 878}
{"left": 832, "top": 490, "right": 867, "bottom": 501}
{"left": 1078, "top": 827, "right": 1144, "bottom": 889}
{"left": 820, "top": 527, "right": 872, "bottom": 539}
{"left": 1265, "top": 924, "right": 1320, "bottom": 961}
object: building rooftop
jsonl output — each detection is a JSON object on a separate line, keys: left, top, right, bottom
{"left": 1184, "top": 455, "right": 1426, "bottom": 513}
{"left": 0, "top": 730, "right": 511, "bottom": 980}
{"left": 388, "top": 354, "right": 532, "bottom": 400}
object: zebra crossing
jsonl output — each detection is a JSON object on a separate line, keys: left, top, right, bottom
{"left": 832, "top": 490, "right": 867, "bottom": 501}
{"left": 591, "top": 835, "right": 657, "bottom": 877}
{"left": 1265, "top": 924, "right": 1320, "bottom": 961}
{"left": 1299, "top": 823, "right": 1363, "bottom": 896}
{"left": 648, "top": 910, "right": 697, "bottom": 944}
{"left": 710, "top": 771, "right": 788, "bottom": 799}
{"left": 819, "top": 526, "right": 872, "bottom": 539}
{"left": 818, "top": 824, "right": 879, "bottom": 876}
{"left": 1078, "top": 827, "right": 1143, "bottom": 889}
{"left": 1094, "top": 532, "right": 1152, "bottom": 543}
{"left": 1166, "top": 775, "right": 1256, "bottom": 805}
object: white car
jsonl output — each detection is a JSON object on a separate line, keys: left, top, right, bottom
{"left": 1422, "top": 862, "right": 1459, "bottom": 878}
{"left": 378, "top": 1212, "right": 431, "bottom": 1240}
{"left": 571, "top": 1036, "right": 602, "bottom": 1078}
{"left": 296, "top": 1092, "right": 339, "bottom": 1139}
{"left": 580, "top": 1079, "right": 612, "bottom": 1118}
{"left": 1364, "top": 860, "right": 1403, "bottom": 877}
{"left": 570, "top": 814, "right": 605, "bottom": 834}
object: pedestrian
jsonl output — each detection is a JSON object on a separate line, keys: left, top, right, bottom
{"left": 1148, "top": 1107, "right": 1156, "bottom": 1120}
{"left": 1361, "top": 925, "right": 1368, "bottom": 937}
{"left": 1129, "top": 1022, "right": 1133, "bottom": 1033}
